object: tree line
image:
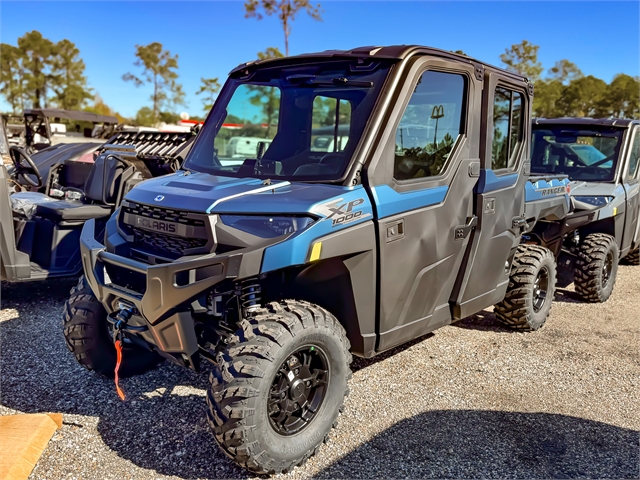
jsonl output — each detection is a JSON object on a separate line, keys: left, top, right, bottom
{"left": 499, "top": 40, "right": 639, "bottom": 119}
{"left": 1, "top": 2, "right": 638, "bottom": 126}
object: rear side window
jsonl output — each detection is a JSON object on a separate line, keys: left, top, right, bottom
{"left": 491, "top": 87, "right": 524, "bottom": 171}
{"left": 394, "top": 71, "right": 466, "bottom": 181}
{"left": 628, "top": 129, "right": 640, "bottom": 179}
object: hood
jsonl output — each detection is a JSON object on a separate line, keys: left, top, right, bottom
{"left": 123, "top": 171, "right": 356, "bottom": 215}
{"left": 568, "top": 181, "right": 622, "bottom": 198}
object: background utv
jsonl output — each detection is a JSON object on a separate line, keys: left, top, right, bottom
{"left": 64, "top": 45, "right": 571, "bottom": 474}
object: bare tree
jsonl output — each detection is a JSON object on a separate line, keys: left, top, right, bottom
{"left": 244, "top": 0, "right": 322, "bottom": 56}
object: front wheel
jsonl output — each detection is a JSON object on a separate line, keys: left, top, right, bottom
{"left": 494, "top": 244, "right": 557, "bottom": 331}
{"left": 63, "top": 276, "right": 163, "bottom": 377}
{"left": 206, "top": 300, "right": 352, "bottom": 475}
{"left": 574, "top": 233, "right": 619, "bottom": 302}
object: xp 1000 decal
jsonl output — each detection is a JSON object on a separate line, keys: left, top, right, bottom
{"left": 315, "top": 197, "right": 372, "bottom": 227}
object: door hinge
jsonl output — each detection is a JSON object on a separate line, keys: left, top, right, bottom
{"left": 454, "top": 215, "right": 478, "bottom": 240}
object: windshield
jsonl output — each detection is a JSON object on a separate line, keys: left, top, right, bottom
{"left": 184, "top": 60, "right": 391, "bottom": 181}
{"left": 531, "top": 126, "right": 623, "bottom": 182}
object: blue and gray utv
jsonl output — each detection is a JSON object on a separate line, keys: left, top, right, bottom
{"left": 64, "top": 46, "right": 570, "bottom": 474}
{"left": 529, "top": 118, "right": 640, "bottom": 302}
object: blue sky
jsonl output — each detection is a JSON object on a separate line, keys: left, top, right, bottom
{"left": 1, "top": 1, "right": 638, "bottom": 118}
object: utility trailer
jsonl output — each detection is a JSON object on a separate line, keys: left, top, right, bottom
{"left": 0, "top": 131, "right": 196, "bottom": 283}
{"left": 64, "top": 45, "right": 571, "bottom": 474}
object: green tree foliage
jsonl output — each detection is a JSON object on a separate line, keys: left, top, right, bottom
{"left": 548, "top": 59, "right": 583, "bottom": 85}
{"left": 502, "top": 42, "right": 640, "bottom": 120}
{"left": 244, "top": 0, "right": 322, "bottom": 56}
{"left": 555, "top": 75, "right": 608, "bottom": 117}
{"left": 606, "top": 74, "right": 640, "bottom": 118}
{"left": 500, "top": 40, "right": 543, "bottom": 81}
{"left": 134, "top": 107, "right": 156, "bottom": 127}
{"left": 245, "top": 47, "right": 284, "bottom": 137}
{"left": 84, "top": 95, "right": 127, "bottom": 123}
{"left": 50, "top": 39, "right": 92, "bottom": 109}
{"left": 123, "top": 42, "right": 184, "bottom": 124}
{"left": 17, "top": 31, "right": 55, "bottom": 108}
{"left": 1, "top": 31, "right": 92, "bottom": 112}
{"left": 0, "top": 43, "right": 27, "bottom": 113}
{"left": 196, "top": 77, "right": 221, "bottom": 113}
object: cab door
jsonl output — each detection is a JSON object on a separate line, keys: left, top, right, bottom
{"left": 365, "top": 58, "right": 482, "bottom": 352}
{"left": 451, "top": 73, "right": 532, "bottom": 318}
{"left": 621, "top": 127, "right": 640, "bottom": 255}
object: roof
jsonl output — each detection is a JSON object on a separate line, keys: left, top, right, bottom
{"left": 533, "top": 117, "right": 640, "bottom": 129}
{"left": 23, "top": 109, "right": 118, "bottom": 124}
{"left": 230, "top": 45, "right": 529, "bottom": 84}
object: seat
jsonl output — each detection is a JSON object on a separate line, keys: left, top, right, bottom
{"left": 35, "top": 200, "right": 112, "bottom": 222}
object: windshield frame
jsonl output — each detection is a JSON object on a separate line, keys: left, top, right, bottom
{"left": 183, "top": 59, "right": 394, "bottom": 184}
{"left": 531, "top": 125, "right": 625, "bottom": 183}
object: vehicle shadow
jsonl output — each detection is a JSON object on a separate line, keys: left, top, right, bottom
{"left": 314, "top": 410, "right": 639, "bottom": 479}
{"left": 452, "top": 309, "right": 515, "bottom": 333}
{"left": 351, "top": 333, "right": 434, "bottom": 372}
{"left": 0, "top": 283, "right": 252, "bottom": 479}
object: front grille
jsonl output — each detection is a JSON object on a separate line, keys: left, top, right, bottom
{"left": 120, "top": 201, "right": 210, "bottom": 258}
{"left": 122, "top": 202, "right": 205, "bottom": 227}
{"left": 131, "top": 228, "right": 207, "bottom": 257}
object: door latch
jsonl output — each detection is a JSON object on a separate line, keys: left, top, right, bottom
{"left": 454, "top": 215, "right": 478, "bottom": 240}
{"left": 512, "top": 216, "right": 528, "bottom": 232}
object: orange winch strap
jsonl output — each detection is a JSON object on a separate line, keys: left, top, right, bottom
{"left": 114, "top": 340, "right": 126, "bottom": 401}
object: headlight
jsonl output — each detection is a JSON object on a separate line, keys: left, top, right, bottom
{"left": 573, "top": 196, "right": 613, "bottom": 207}
{"left": 219, "top": 215, "right": 314, "bottom": 238}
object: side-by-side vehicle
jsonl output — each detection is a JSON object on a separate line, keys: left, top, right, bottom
{"left": 528, "top": 117, "right": 640, "bottom": 301}
{"left": 63, "top": 46, "right": 572, "bottom": 474}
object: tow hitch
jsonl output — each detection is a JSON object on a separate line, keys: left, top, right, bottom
{"left": 107, "top": 305, "right": 148, "bottom": 400}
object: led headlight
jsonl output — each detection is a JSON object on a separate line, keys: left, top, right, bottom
{"left": 573, "top": 196, "right": 613, "bottom": 207}
{"left": 219, "top": 215, "right": 315, "bottom": 238}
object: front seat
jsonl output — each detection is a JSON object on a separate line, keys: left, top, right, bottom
{"left": 34, "top": 155, "right": 124, "bottom": 222}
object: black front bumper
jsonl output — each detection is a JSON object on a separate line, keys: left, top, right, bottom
{"left": 80, "top": 218, "right": 261, "bottom": 361}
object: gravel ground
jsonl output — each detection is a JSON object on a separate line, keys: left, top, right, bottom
{"left": 1, "top": 266, "right": 638, "bottom": 479}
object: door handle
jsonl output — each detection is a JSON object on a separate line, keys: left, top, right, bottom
{"left": 385, "top": 219, "right": 405, "bottom": 242}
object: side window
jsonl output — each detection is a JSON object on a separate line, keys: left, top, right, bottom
{"left": 491, "top": 87, "right": 524, "bottom": 171}
{"left": 628, "top": 130, "right": 640, "bottom": 179}
{"left": 311, "top": 96, "right": 352, "bottom": 152}
{"left": 394, "top": 71, "right": 466, "bottom": 181}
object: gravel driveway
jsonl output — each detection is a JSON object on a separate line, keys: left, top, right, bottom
{"left": 1, "top": 266, "right": 638, "bottom": 479}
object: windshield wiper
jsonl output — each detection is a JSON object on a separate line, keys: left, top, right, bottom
{"left": 287, "top": 74, "right": 372, "bottom": 88}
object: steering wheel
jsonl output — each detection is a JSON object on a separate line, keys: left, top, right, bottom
{"left": 10, "top": 146, "right": 43, "bottom": 188}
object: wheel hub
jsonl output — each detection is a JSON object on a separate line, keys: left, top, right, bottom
{"left": 268, "top": 346, "right": 329, "bottom": 436}
{"left": 533, "top": 266, "right": 550, "bottom": 313}
{"left": 602, "top": 251, "right": 613, "bottom": 287}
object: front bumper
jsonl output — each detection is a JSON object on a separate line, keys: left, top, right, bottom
{"left": 80, "top": 218, "right": 263, "bottom": 362}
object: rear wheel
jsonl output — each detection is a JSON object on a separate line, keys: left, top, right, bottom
{"left": 63, "top": 276, "right": 162, "bottom": 377}
{"left": 206, "top": 300, "right": 352, "bottom": 475}
{"left": 623, "top": 246, "right": 639, "bottom": 266}
{"left": 574, "top": 233, "right": 619, "bottom": 302}
{"left": 494, "top": 244, "right": 557, "bottom": 331}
